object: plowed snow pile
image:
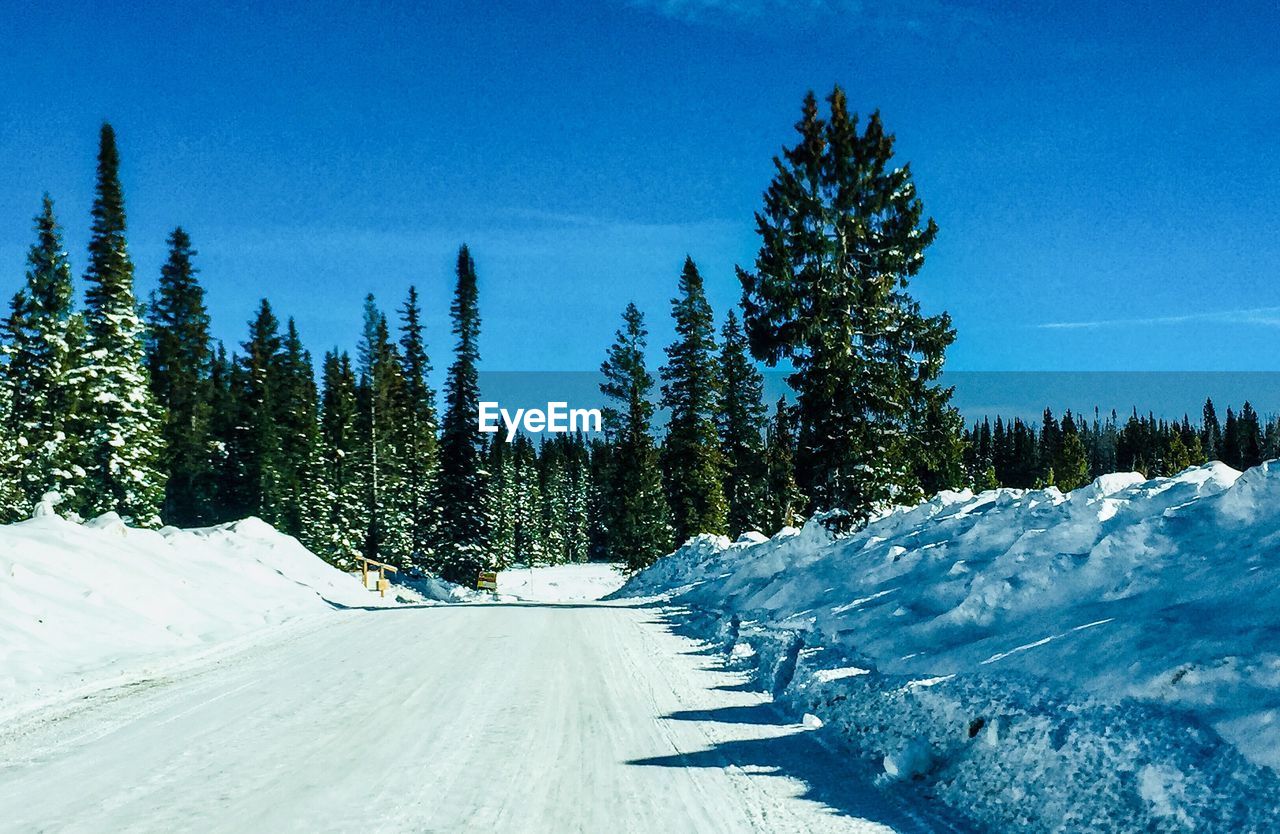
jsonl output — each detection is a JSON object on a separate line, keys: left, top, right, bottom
{"left": 615, "top": 461, "right": 1280, "bottom": 832}
{"left": 0, "top": 513, "right": 395, "bottom": 709}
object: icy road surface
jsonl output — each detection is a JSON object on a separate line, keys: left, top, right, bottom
{"left": 0, "top": 596, "right": 943, "bottom": 833}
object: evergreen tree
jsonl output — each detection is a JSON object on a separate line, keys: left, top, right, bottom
{"left": 600, "top": 303, "right": 670, "bottom": 571}
{"left": 763, "top": 397, "right": 804, "bottom": 533}
{"left": 512, "top": 434, "right": 544, "bottom": 565}
{"left": 1237, "top": 401, "right": 1264, "bottom": 470}
{"left": 1201, "top": 399, "right": 1222, "bottom": 462}
{"left": 66, "top": 123, "right": 165, "bottom": 525}
{"left": 991, "top": 417, "right": 1010, "bottom": 482}
{"left": 1011, "top": 419, "right": 1039, "bottom": 486}
{"left": 1187, "top": 433, "right": 1207, "bottom": 467}
{"left": 276, "top": 319, "right": 325, "bottom": 545}
{"left": 145, "top": 227, "right": 214, "bottom": 526}
{"left": 1040, "top": 408, "right": 1063, "bottom": 483}
{"left": 563, "top": 433, "right": 593, "bottom": 563}
{"left": 540, "top": 439, "right": 571, "bottom": 564}
{"left": 398, "top": 286, "right": 440, "bottom": 567}
{"left": 1054, "top": 412, "right": 1090, "bottom": 492}
{"left": 1117, "top": 410, "right": 1150, "bottom": 475}
{"left": 587, "top": 438, "right": 614, "bottom": 561}
{"left": 356, "top": 296, "right": 412, "bottom": 565}
{"left": 975, "top": 465, "right": 999, "bottom": 492}
{"left": 436, "top": 246, "right": 490, "bottom": 584}
{"left": 1263, "top": 418, "right": 1280, "bottom": 461}
{"left": 0, "top": 375, "right": 28, "bottom": 519}
{"left": 912, "top": 387, "right": 967, "bottom": 496}
{"left": 1164, "top": 430, "right": 1192, "bottom": 474}
{"left": 659, "top": 258, "right": 726, "bottom": 543}
{"left": 318, "top": 351, "right": 365, "bottom": 568}
{"left": 1221, "top": 408, "right": 1242, "bottom": 470}
{"left": 1092, "top": 409, "right": 1119, "bottom": 477}
{"left": 716, "top": 311, "right": 769, "bottom": 537}
{"left": 2, "top": 196, "right": 82, "bottom": 514}
{"left": 485, "top": 430, "right": 517, "bottom": 570}
{"left": 737, "top": 88, "right": 955, "bottom": 519}
{"left": 206, "top": 342, "right": 237, "bottom": 519}
{"left": 963, "top": 419, "right": 994, "bottom": 487}
{"left": 229, "top": 300, "right": 286, "bottom": 524}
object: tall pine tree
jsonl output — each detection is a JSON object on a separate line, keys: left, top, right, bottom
{"left": 226, "top": 300, "right": 286, "bottom": 524}
{"left": 67, "top": 124, "right": 165, "bottom": 525}
{"left": 398, "top": 286, "right": 440, "bottom": 567}
{"left": 659, "top": 257, "right": 726, "bottom": 543}
{"left": 601, "top": 303, "right": 670, "bottom": 571}
{"left": 738, "top": 88, "right": 957, "bottom": 520}
{"left": 485, "top": 429, "right": 517, "bottom": 569}
{"left": 763, "top": 397, "right": 804, "bottom": 533}
{"left": 3, "top": 196, "right": 83, "bottom": 515}
{"left": 436, "top": 246, "right": 490, "bottom": 584}
{"left": 145, "top": 227, "right": 215, "bottom": 526}
{"left": 356, "top": 296, "right": 413, "bottom": 565}
{"left": 716, "top": 310, "right": 768, "bottom": 537}
{"left": 512, "top": 434, "right": 544, "bottom": 565}
{"left": 276, "top": 319, "right": 325, "bottom": 543}
{"left": 1202, "top": 399, "right": 1223, "bottom": 462}
{"left": 318, "top": 351, "right": 365, "bottom": 568}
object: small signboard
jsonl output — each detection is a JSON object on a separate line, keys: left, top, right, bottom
{"left": 477, "top": 570, "right": 498, "bottom": 591}
{"left": 355, "top": 555, "right": 397, "bottom": 598}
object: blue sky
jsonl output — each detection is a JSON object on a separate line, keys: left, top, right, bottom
{"left": 1, "top": 0, "right": 1278, "bottom": 377}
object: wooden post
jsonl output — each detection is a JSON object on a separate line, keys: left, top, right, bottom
{"left": 356, "top": 555, "right": 397, "bottom": 596}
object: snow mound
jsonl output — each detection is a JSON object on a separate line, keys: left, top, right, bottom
{"left": 615, "top": 462, "right": 1280, "bottom": 832}
{"left": 496, "top": 562, "right": 625, "bottom": 602}
{"left": 0, "top": 514, "right": 399, "bottom": 709}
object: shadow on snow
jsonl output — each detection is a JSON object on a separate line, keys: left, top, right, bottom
{"left": 625, "top": 611, "right": 971, "bottom": 834}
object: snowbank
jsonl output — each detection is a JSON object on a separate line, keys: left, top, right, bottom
{"left": 614, "top": 462, "right": 1280, "bottom": 832}
{"left": 498, "top": 562, "right": 625, "bottom": 602}
{"left": 0, "top": 514, "right": 403, "bottom": 710}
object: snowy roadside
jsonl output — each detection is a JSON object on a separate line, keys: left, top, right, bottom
{"left": 0, "top": 509, "right": 625, "bottom": 721}
{"left": 497, "top": 562, "right": 626, "bottom": 602}
{"left": 612, "top": 462, "right": 1280, "bottom": 832}
{"left": 0, "top": 512, "right": 435, "bottom": 714}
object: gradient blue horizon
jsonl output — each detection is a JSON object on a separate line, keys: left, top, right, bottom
{"left": 2, "top": 0, "right": 1277, "bottom": 396}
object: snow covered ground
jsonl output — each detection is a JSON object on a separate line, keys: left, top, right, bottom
{"left": 0, "top": 504, "right": 619, "bottom": 719}
{"left": 497, "top": 561, "right": 625, "bottom": 601}
{"left": 0, "top": 579, "right": 948, "bottom": 832}
{"left": 0, "top": 512, "right": 403, "bottom": 713}
{"left": 613, "top": 461, "right": 1280, "bottom": 832}
{"left": 13, "top": 462, "right": 1280, "bottom": 831}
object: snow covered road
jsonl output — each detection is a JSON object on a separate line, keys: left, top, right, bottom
{"left": 0, "top": 599, "right": 940, "bottom": 833}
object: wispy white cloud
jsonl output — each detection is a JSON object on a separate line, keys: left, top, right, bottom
{"left": 1035, "top": 307, "right": 1280, "bottom": 330}
{"left": 625, "top": 0, "right": 985, "bottom": 33}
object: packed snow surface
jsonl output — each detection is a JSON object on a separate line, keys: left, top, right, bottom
{"left": 498, "top": 561, "right": 625, "bottom": 601}
{"left": 0, "top": 513, "right": 396, "bottom": 710}
{"left": 0, "top": 587, "right": 944, "bottom": 832}
{"left": 614, "top": 462, "right": 1280, "bottom": 832}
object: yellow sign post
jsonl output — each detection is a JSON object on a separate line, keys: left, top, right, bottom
{"left": 477, "top": 570, "right": 498, "bottom": 591}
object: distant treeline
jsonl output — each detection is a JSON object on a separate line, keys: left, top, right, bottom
{"left": 963, "top": 401, "right": 1272, "bottom": 491}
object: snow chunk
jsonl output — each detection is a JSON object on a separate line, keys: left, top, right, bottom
{"left": 883, "top": 739, "right": 934, "bottom": 780}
